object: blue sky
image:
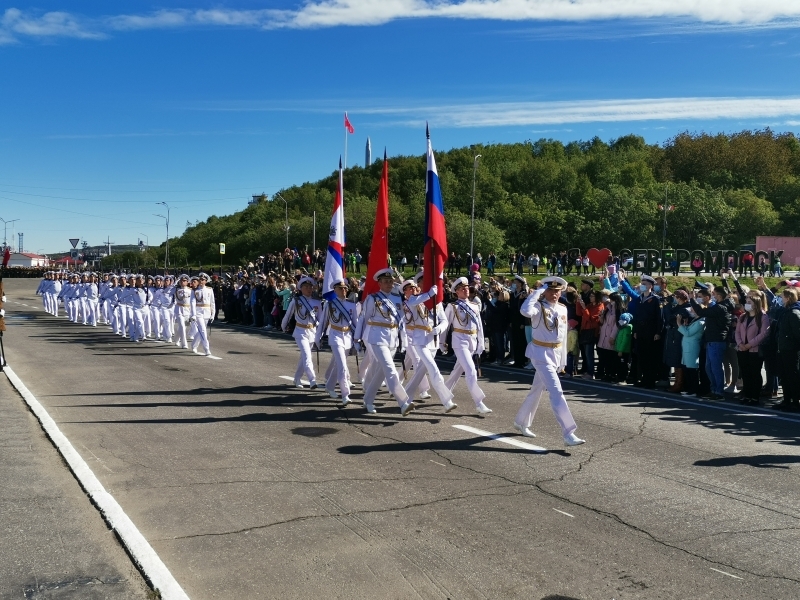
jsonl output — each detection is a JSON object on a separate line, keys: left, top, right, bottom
{"left": 2, "top": 1, "right": 800, "bottom": 254}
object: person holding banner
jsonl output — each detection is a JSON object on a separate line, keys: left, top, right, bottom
{"left": 514, "top": 276, "right": 586, "bottom": 446}
{"left": 443, "top": 277, "right": 492, "bottom": 414}
{"left": 355, "top": 268, "right": 415, "bottom": 416}
{"left": 316, "top": 279, "right": 358, "bottom": 406}
{"left": 402, "top": 280, "right": 456, "bottom": 412}
{"left": 282, "top": 276, "right": 321, "bottom": 388}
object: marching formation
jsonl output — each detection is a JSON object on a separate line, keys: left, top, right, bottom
{"left": 36, "top": 270, "right": 217, "bottom": 356}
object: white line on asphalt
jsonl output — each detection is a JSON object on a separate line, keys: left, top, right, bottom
{"left": 710, "top": 567, "right": 743, "bottom": 580}
{"left": 452, "top": 424, "right": 547, "bottom": 453}
{"left": 3, "top": 366, "right": 190, "bottom": 600}
{"left": 552, "top": 508, "right": 575, "bottom": 518}
{"left": 207, "top": 355, "right": 222, "bottom": 360}
{"left": 430, "top": 460, "right": 447, "bottom": 467}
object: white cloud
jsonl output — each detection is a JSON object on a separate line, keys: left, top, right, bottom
{"left": 3, "top": 1, "right": 800, "bottom": 44}
{"left": 1, "top": 7, "right": 104, "bottom": 43}
{"left": 356, "top": 96, "right": 800, "bottom": 127}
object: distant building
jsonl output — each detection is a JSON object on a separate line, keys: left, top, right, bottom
{"left": 365, "top": 137, "right": 372, "bottom": 168}
{"left": 250, "top": 193, "right": 268, "bottom": 205}
{"left": 8, "top": 252, "right": 49, "bottom": 268}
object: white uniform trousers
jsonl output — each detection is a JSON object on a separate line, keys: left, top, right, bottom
{"left": 68, "top": 299, "right": 79, "bottom": 322}
{"left": 126, "top": 306, "right": 135, "bottom": 338}
{"left": 52, "top": 294, "right": 60, "bottom": 317}
{"left": 160, "top": 307, "right": 174, "bottom": 341}
{"left": 445, "top": 346, "right": 486, "bottom": 405}
{"left": 293, "top": 336, "right": 316, "bottom": 385}
{"left": 357, "top": 343, "right": 373, "bottom": 384}
{"left": 113, "top": 305, "right": 125, "bottom": 335}
{"left": 131, "top": 307, "right": 146, "bottom": 341}
{"left": 149, "top": 306, "right": 161, "bottom": 338}
{"left": 188, "top": 319, "right": 197, "bottom": 341}
{"left": 87, "top": 299, "right": 98, "bottom": 326}
{"left": 192, "top": 317, "right": 211, "bottom": 354}
{"left": 41, "top": 292, "right": 49, "bottom": 313}
{"left": 363, "top": 344, "right": 409, "bottom": 408}
{"left": 324, "top": 342, "right": 351, "bottom": 398}
{"left": 175, "top": 311, "right": 191, "bottom": 347}
{"left": 80, "top": 298, "right": 89, "bottom": 324}
{"left": 515, "top": 352, "right": 577, "bottom": 436}
{"left": 404, "top": 346, "right": 453, "bottom": 405}
{"left": 403, "top": 345, "right": 430, "bottom": 394}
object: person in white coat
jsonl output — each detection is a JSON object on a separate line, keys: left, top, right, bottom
{"left": 401, "top": 279, "right": 433, "bottom": 400}
{"left": 354, "top": 268, "right": 415, "bottom": 416}
{"left": 315, "top": 279, "right": 359, "bottom": 406}
{"left": 282, "top": 276, "right": 321, "bottom": 388}
{"left": 402, "top": 280, "right": 456, "bottom": 412}
{"left": 442, "top": 277, "right": 492, "bottom": 414}
{"left": 173, "top": 275, "right": 193, "bottom": 349}
{"left": 190, "top": 273, "right": 216, "bottom": 356}
{"left": 513, "top": 276, "right": 585, "bottom": 446}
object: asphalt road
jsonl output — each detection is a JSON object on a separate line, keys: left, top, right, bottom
{"left": 3, "top": 278, "right": 800, "bottom": 600}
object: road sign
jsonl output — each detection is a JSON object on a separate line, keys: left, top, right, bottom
{"left": 69, "top": 238, "right": 80, "bottom": 248}
{"left": 219, "top": 243, "right": 226, "bottom": 255}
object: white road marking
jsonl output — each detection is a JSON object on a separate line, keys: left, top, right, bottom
{"left": 207, "top": 355, "right": 222, "bottom": 360}
{"left": 430, "top": 460, "right": 447, "bottom": 467}
{"left": 3, "top": 366, "right": 189, "bottom": 600}
{"left": 710, "top": 567, "right": 743, "bottom": 580}
{"left": 452, "top": 424, "right": 547, "bottom": 453}
{"left": 552, "top": 508, "right": 575, "bottom": 518}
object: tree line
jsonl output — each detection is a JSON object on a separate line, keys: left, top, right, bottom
{"left": 166, "top": 129, "right": 800, "bottom": 266}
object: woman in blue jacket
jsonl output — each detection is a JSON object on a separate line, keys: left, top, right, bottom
{"left": 676, "top": 307, "right": 706, "bottom": 397}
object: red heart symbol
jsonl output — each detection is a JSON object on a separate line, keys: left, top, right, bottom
{"left": 586, "top": 248, "right": 612, "bottom": 269}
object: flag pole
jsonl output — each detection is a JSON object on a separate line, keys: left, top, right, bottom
{"left": 344, "top": 113, "right": 348, "bottom": 169}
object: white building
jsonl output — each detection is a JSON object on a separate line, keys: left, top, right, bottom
{"left": 8, "top": 252, "right": 49, "bottom": 268}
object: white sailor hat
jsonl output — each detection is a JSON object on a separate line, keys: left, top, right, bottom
{"left": 178, "top": 273, "right": 189, "bottom": 281}
{"left": 163, "top": 274, "right": 173, "bottom": 280}
{"left": 401, "top": 279, "right": 419, "bottom": 290}
{"left": 414, "top": 270, "right": 424, "bottom": 283}
{"left": 190, "top": 276, "right": 199, "bottom": 282}
{"left": 155, "top": 275, "right": 163, "bottom": 281}
{"left": 331, "top": 278, "right": 348, "bottom": 288}
{"left": 198, "top": 272, "right": 210, "bottom": 281}
{"left": 541, "top": 276, "right": 567, "bottom": 290}
{"left": 372, "top": 268, "right": 393, "bottom": 281}
{"left": 513, "top": 275, "right": 527, "bottom": 285}
{"left": 118, "top": 274, "right": 128, "bottom": 279}
{"left": 450, "top": 277, "right": 469, "bottom": 292}
{"left": 298, "top": 275, "right": 315, "bottom": 287}
{"left": 110, "top": 274, "right": 118, "bottom": 279}
{"left": 641, "top": 274, "right": 656, "bottom": 285}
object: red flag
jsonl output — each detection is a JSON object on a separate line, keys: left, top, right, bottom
{"left": 363, "top": 151, "right": 389, "bottom": 297}
{"left": 344, "top": 112, "right": 354, "bottom": 134}
{"left": 2, "top": 246, "right": 10, "bottom": 268}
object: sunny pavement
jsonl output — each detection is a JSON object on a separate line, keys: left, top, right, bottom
{"left": 2, "top": 277, "right": 800, "bottom": 600}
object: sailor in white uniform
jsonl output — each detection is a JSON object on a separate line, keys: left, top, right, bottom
{"left": 282, "top": 276, "right": 321, "bottom": 387}
{"left": 315, "top": 279, "right": 359, "bottom": 405}
{"left": 160, "top": 275, "right": 176, "bottom": 342}
{"left": 443, "top": 277, "right": 492, "bottom": 414}
{"left": 513, "top": 276, "right": 585, "bottom": 446}
{"left": 190, "top": 273, "right": 216, "bottom": 356}
{"left": 354, "top": 268, "right": 415, "bottom": 416}
{"left": 402, "top": 280, "right": 456, "bottom": 412}
{"left": 401, "top": 279, "right": 432, "bottom": 400}
{"left": 50, "top": 273, "right": 62, "bottom": 317}
{"left": 174, "top": 275, "right": 193, "bottom": 349}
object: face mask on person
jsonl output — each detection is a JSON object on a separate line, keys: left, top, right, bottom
{"left": 639, "top": 284, "right": 649, "bottom": 293}
{"left": 510, "top": 283, "right": 517, "bottom": 292}
{"left": 653, "top": 285, "right": 662, "bottom": 293}
{"left": 618, "top": 319, "right": 628, "bottom": 327}
{"left": 744, "top": 302, "right": 753, "bottom": 312}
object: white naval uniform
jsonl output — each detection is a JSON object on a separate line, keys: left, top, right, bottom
{"left": 85, "top": 282, "right": 99, "bottom": 326}
{"left": 402, "top": 299, "right": 430, "bottom": 397}
{"left": 354, "top": 291, "right": 410, "bottom": 409}
{"left": 128, "top": 287, "right": 147, "bottom": 341}
{"left": 282, "top": 294, "right": 321, "bottom": 386}
{"left": 100, "top": 284, "right": 116, "bottom": 328}
{"left": 50, "top": 280, "right": 62, "bottom": 316}
{"left": 190, "top": 286, "right": 215, "bottom": 355}
{"left": 403, "top": 293, "right": 453, "bottom": 406}
{"left": 443, "top": 298, "right": 486, "bottom": 405}
{"left": 112, "top": 285, "right": 127, "bottom": 335}
{"left": 174, "top": 287, "right": 193, "bottom": 348}
{"left": 514, "top": 288, "right": 577, "bottom": 436}
{"left": 315, "top": 297, "right": 358, "bottom": 399}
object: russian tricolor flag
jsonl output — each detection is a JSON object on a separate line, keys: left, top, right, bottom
{"left": 423, "top": 124, "right": 448, "bottom": 307}
{"left": 322, "top": 157, "right": 346, "bottom": 300}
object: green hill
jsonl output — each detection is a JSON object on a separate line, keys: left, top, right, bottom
{"left": 168, "top": 129, "right": 800, "bottom": 265}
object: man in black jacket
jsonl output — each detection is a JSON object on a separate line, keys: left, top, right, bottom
{"left": 632, "top": 275, "right": 665, "bottom": 389}
{"left": 775, "top": 287, "right": 800, "bottom": 411}
{"left": 690, "top": 287, "right": 734, "bottom": 400}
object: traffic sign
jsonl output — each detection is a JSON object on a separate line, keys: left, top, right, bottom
{"left": 219, "top": 243, "right": 226, "bottom": 255}
{"left": 69, "top": 238, "right": 80, "bottom": 248}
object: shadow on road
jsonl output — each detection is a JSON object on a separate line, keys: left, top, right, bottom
{"left": 693, "top": 454, "right": 800, "bottom": 469}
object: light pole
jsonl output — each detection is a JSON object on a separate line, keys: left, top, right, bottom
{"left": 0, "top": 217, "right": 20, "bottom": 250}
{"left": 275, "top": 192, "right": 290, "bottom": 249}
{"left": 470, "top": 154, "right": 481, "bottom": 258}
{"left": 154, "top": 214, "right": 167, "bottom": 268}
{"left": 156, "top": 202, "right": 170, "bottom": 267}
{"left": 139, "top": 233, "right": 149, "bottom": 250}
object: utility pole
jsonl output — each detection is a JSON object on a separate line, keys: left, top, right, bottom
{"left": 470, "top": 154, "right": 481, "bottom": 258}
{"left": 156, "top": 202, "right": 171, "bottom": 268}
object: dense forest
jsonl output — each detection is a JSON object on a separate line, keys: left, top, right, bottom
{"left": 165, "top": 130, "right": 800, "bottom": 266}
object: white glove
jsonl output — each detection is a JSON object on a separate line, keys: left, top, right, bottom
{"left": 0, "top": 309, "right": 4, "bottom": 317}
{"left": 429, "top": 285, "right": 438, "bottom": 297}
{"left": 1, "top": 296, "right": 6, "bottom": 302}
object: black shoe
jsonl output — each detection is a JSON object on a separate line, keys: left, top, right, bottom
{"left": 774, "top": 400, "right": 796, "bottom": 411}
{"left": 709, "top": 393, "right": 724, "bottom": 401}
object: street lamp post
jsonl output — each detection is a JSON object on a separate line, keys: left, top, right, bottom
{"left": 0, "top": 217, "right": 20, "bottom": 251}
{"left": 139, "top": 233, "right": 149, "bottom": 250}
{"left": 154, "top": 214, "right": 167, "bottom": 269}
{"left": 470, "top": 154, "right": 481, "bottom": 259}
{"left": 156, "top": 202, "right": 170, "bottom": 268}
{"left": 275, "top": 192, "right": 290, "bottom": 248}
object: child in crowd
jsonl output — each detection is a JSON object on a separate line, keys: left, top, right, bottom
{"left": 615, "top": 313, "right": 633, "bottom": 383}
